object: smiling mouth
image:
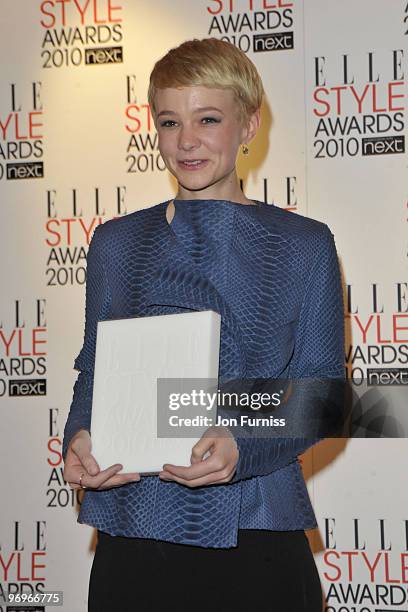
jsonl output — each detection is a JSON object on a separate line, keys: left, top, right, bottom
{"left": 177, "top": 160, "right": 209, "bottom": 170}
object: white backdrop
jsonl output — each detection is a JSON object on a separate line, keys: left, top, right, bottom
{"left": 0, "top": 1, "right": 407, "bottom": 610}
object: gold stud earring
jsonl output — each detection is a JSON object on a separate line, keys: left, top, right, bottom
{"left": 241, "top": 144, "right": 249, "bottom": 155}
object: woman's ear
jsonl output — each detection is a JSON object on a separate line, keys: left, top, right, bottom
{"left": 242, "top": 108, "right": 261, "bottom": 145}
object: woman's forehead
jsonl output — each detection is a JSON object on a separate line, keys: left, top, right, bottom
{"left": 155, "top": 86, "right": 236, "bottom": 111}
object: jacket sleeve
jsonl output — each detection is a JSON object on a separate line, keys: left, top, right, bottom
{"left": 229, "top": 223, "right": 345, "bottom": 483}
{"left": 62, "top": 224, "right": 112, "bottom": 461}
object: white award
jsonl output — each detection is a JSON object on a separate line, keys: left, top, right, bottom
{"left": 90, "top": 310, "right": 221, "bottom": 474}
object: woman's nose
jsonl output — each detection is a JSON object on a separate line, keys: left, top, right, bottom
{"left": 178, "top": 125, "right": 200, "bottom": 150}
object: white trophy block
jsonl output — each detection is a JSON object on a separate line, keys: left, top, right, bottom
{"left": 90, "top": 310, "right": 221, "bottom": 474}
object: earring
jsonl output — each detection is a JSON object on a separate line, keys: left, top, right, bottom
{"left": 241, "top": 144, "right": 249, "bottom": 155}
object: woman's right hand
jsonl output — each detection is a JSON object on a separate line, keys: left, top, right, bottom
{"left": 64, "top": 429, "right": 141, "bottom": 490}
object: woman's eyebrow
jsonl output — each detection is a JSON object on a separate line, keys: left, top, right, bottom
{"left": 157, "top": 106, "right": 224, "bottom": 118}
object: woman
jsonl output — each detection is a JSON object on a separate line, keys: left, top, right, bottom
{"left": 63, "top": 38, "right": 344, "bottom": 611}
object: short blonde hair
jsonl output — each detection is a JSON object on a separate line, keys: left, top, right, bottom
{"left": 148, "top": 38, "right": 264, "bottom": 124}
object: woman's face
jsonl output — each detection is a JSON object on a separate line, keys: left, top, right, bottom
{"left": 154, "top": 85, "right": 255, "bottom": 200}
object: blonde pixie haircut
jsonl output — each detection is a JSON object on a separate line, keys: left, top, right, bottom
{"left": 148, "top": 38, "right": 264, "bottom": 125}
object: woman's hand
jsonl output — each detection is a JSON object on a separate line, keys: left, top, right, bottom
{"left": 158, "top": 426, "right": 239, "bottom": 487}
{"left": 64, "top": 430, "right": 141, "bottom": 490}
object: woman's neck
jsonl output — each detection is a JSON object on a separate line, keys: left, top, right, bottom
{"left": 175, "top": 170, "right": 254, "bottom": 207}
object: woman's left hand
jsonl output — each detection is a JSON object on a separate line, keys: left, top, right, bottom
{"left": 159, "top": 426, "right": 239, "bottom": 487}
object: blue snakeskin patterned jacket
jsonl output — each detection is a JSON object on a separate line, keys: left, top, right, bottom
{"left": 62, "top": 198, "right": 345, "bottom": 548}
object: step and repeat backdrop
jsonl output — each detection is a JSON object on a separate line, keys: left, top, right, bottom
{"left": 0, "top": 1, "right": 407, "bottom": 610}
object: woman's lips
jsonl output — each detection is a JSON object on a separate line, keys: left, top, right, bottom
{"left": 177, "top": 159, "right": 209, "bottom": 171}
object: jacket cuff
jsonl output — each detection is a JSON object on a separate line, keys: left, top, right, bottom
{"left": 62, "top": 419, "right": 91, "bottom": 462}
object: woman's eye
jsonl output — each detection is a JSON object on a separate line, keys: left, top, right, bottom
{"left": 201, "top": 117, "right": 221, "bottom": 124}
{"left": 159, "top": 117, "right": 220, "bottom": 127}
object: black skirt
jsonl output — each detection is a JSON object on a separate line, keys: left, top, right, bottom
{"left": 88, "top": 529, "right": 322, "bottom": 611}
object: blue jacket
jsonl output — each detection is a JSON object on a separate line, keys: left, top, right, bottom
{"left": 62, "top": 198, "right": 345, "bottom": 548}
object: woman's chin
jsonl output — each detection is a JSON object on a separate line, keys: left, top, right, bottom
{"left": 176, "top": 178, "right": 217, "bottom": 195}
